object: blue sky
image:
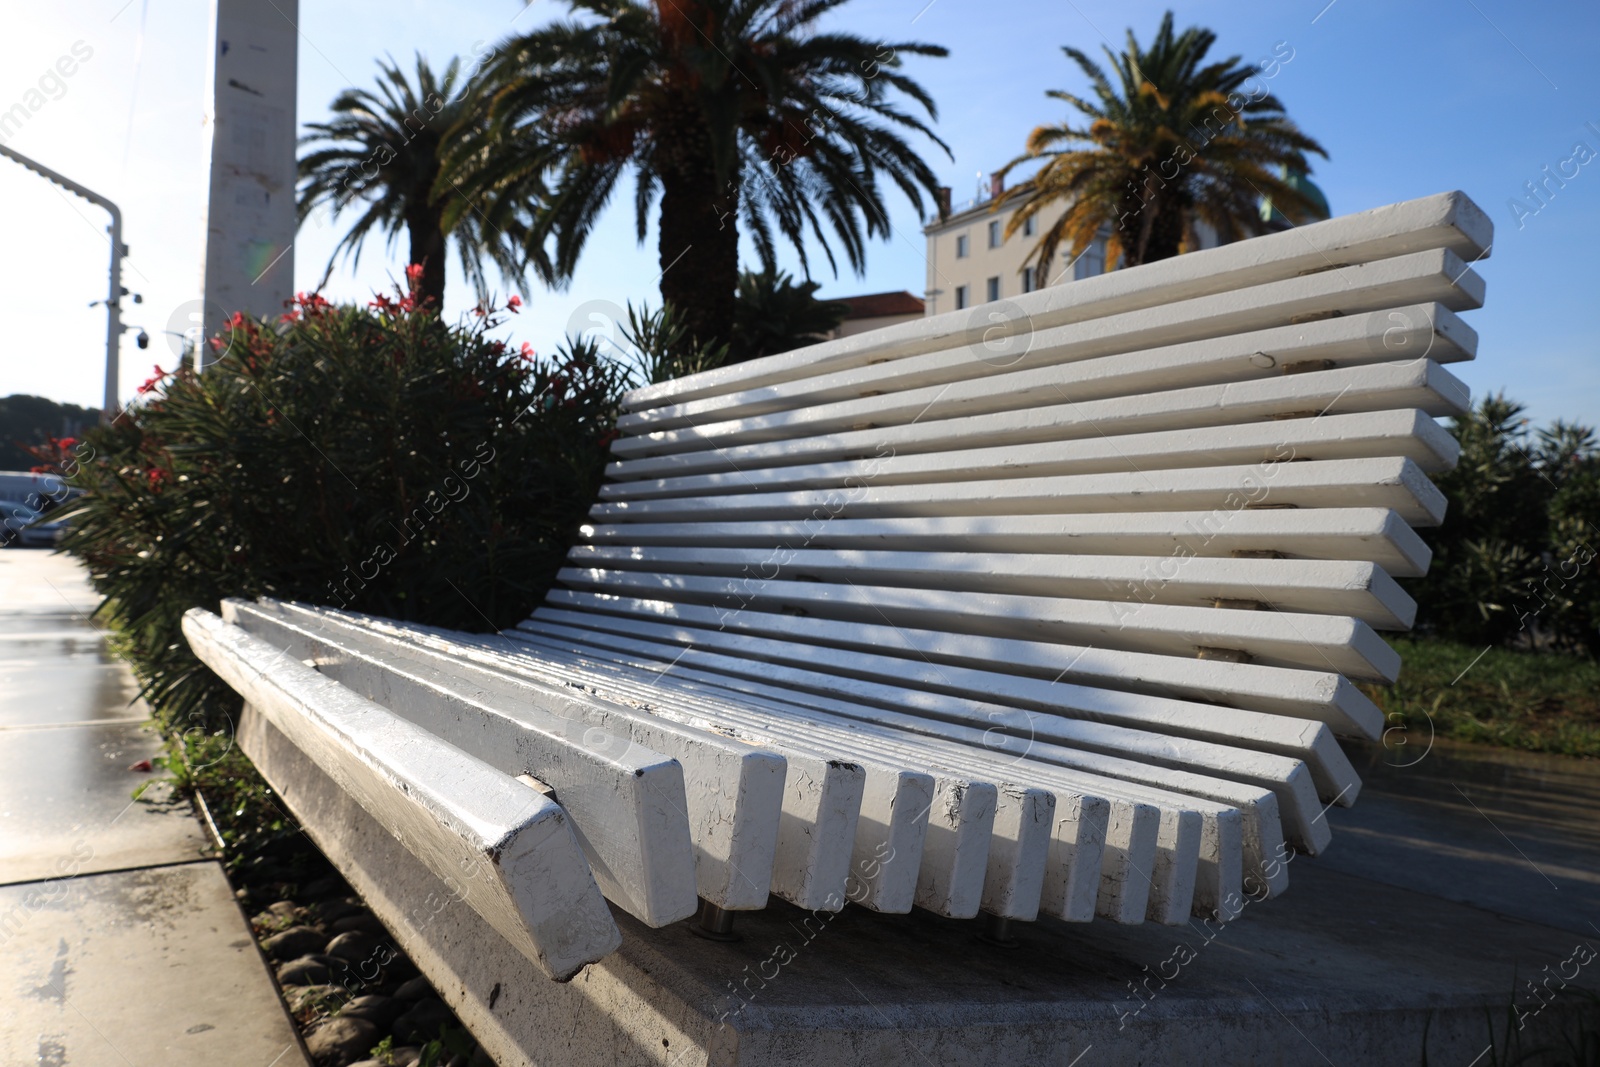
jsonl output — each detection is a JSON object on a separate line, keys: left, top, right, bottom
{"left": 2, "top": 0, "right": 1597, "bottom": 430}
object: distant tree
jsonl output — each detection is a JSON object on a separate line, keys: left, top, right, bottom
{"left": 0, "top": 394, "right": 98, "bottom": 472}
{"left": 730, "top": 269, "right": 847, "bottom": 362}
{"left": 297, "top": 54, "right": 539, "bottom": 309}
{"left": 998, "top": 11, "right": 1328, "bottom": 274}
{"left": 472, "top": 0, "right": 949, "bottom": 356}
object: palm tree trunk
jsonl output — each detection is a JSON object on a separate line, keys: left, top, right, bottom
{"left": 407, "top": 207, "right": 448, "bottom": 311}
{"left": 657, "top": 160, "right": 739, "bottom": 357}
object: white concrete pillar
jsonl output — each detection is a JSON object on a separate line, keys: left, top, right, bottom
{"left": 198, "top": 0, "right": 298, "bottom": 363}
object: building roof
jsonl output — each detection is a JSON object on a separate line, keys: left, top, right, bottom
{"left": 836, "top": 291, "right": 925, "bottom": 319}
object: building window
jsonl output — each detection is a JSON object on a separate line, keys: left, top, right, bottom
{"left": 988, "top": 220, "right": 1001, "bottom": 248}
{"left": 1023, "top": 215, "right": 1036, "bottom": 237}
{"left": 986, "top": 276, "right": 1000, "bottom": 303}
{"left": 1022, "top": 266, "right": 1036, "bottom": 293}
{"left": 1073, "top": 236, "right": 1107, "bottom": 281}
{"left": 954, "top": 285, "right": 968, "bottom": 310}
{"left": 955, "top": 234, "right": 969, "bottom": 258}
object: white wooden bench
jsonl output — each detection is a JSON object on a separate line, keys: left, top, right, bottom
{"left": 185, "top": 190, "right": 1489, "bottom": 980}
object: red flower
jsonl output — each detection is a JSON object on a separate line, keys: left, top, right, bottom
{"left": 227, "top": 311, "right": 245, "bottom": 329}
{"left": 58, "top": 437, "right": 77, "bottom": 451}
{"left": 519, "top": 342, "right": 536, "bottom": 362}
{"left": 406, "top": 263, "right": 425, "bottom": 283}
{"left": 507, "top": 295, "right": 522, "bottom": 312}
{"left": 138, "top": 365, "right": 167, "bottom": 394}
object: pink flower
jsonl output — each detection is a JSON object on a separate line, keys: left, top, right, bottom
{"left": 519, "top": 342, "right": 536, "bottom": 362}
{"left": 507, "top": 295, "right": 522, "bottom": 312}
{"left": 138, "top": 365, "right": 167, "bottom": 394}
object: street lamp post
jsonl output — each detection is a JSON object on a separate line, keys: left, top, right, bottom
{"left": 0, "top": 143, "right": 127, "bottom": 421}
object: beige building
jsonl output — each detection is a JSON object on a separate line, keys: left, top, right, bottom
{"left": 922, "top": 178, "right": 1229, "bottom": 316}
{"left": 923, "top": 182, "right": 1109, "bottom": 317}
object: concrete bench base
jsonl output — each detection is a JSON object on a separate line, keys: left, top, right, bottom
{"left": 244, "top": 703, "right": 1589, "bottom": 1067}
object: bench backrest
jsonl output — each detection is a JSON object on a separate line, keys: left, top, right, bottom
{"left": 532, "top": 191, "right": 1487, "bottom": 744}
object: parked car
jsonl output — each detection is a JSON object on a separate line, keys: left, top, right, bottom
{"left": 0, "top": 500, "right": 65, "bottom": 547}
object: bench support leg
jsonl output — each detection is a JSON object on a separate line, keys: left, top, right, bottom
{"left": 979, "top": 913, "right": 1020, "bottom": 949}
{"left": 692, "top": 899, "right": 741, "bottom": 942}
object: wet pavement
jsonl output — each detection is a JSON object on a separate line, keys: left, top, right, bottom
{"left": 0, "top": 548, "right": 307, "bottom": 1066}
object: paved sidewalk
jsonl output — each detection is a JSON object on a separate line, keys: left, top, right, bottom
{"left": 0, "top": 549, "right": 307, "bottom": 1067}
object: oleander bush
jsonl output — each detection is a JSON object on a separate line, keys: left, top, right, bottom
{"left": 1408, "top": 393, "right": 1600, "bottom": 656}
{"left": 41, "top": 281, "right": 631, "bottom": 732}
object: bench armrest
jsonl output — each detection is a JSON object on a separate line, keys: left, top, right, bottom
{"left": 182, "top": 609, "right": 620, "bottom": 980}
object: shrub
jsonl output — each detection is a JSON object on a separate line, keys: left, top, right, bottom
{"left": 42, "top": 282, "right": 630, "bottom": 731}
{"left": 1408, "top": 393, "right": 1600, "bottom": 654}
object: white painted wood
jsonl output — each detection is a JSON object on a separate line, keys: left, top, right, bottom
{"left": 847, "top": 765, "right": 936, "bottom": 913}
{"left": 220, "top": 600, "right": 699, "bottom": 928}
{"left": 1043, "top": 793, "right": 1110, "bottom": 923}
{"left": 621, "top": 305, "right": 1473, "bottom": 437}
{"left": 324, "top": 609, "right": 1093, "bottom": 923}
{"left": 603, "top": 410, "right": 1460, "bottom": 501}
{"left": 531, "top": 594, "right": 1385, "bottom": 737}
{"left": 618, "top": 282, "right": 1477, "bottom": 436}
{"left": 769, "top": 755, "right": 867, "bottom": 911}
{"left": 516, "top": 613, "right": 1361, "bottom": 806}
{"left": 181, "top": 610, "right": 621, "bottom": 980}
{"left": 592, "top": 454, "right": 1450, "bottom": 533}
{"left": 915, "top": 776, "right": 999, "bottom": 919}
{"left": 500, "top": 624, "right": 1252, "bottom": 922}
{"left": 289, "top": 602, "right": 922, "bottom": 915}
{"left": 549, "top": 569, "right": 1401, "bottom": 682}
{"left": 981, "top": 786, "right": 1056, "bottom": 921}
{"left": 580, "top": 506, "right": 1434, "bottom": 579}
{"left": 604, "top": 361, "right": 1469, "bottom": 479}
{"left": 225, "top": 603, "right": 787, "bottom": 912}
{"left": 622, "top": 191, "right": 1490, "bottom": 411}
{"left": 565, "top": 545, "right": 1417, "bottom": 629}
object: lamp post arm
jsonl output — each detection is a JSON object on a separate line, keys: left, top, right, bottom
{"left": 0, "top": 143, "right": 125, "bottom": 420}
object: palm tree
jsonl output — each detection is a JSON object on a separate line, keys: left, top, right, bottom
{"left": 297, "top": 54, "right": 538, "bottom": 310}
{"left": 468, "top": 0, "right": 949, "bottom": 354}
{"left": 997, "top": 12, "right": 1328, "bottom": 275}
{"left": 731, "top": 268, "right": 846, "bottom": 361}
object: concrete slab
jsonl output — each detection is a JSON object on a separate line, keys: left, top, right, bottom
{"left": 242, "top": 706, "right": 1600, "bottom": 1067}
{"left": 1330, "top": 740, "right": 1600, "bottom": 935}
{"left": 0, "top": 861, "right": 307, "bottom": 1067}
{"left": 0, "top": 551, "right": 210, "bottom": 883}
{"left": 0, "top": 548, "right": 100, "bottom": 616}
{"left": 0, "top": 655, "right": 145, "bottom": 727}
{"left": 0, "top": 719, "right": 212, "bottom": 884}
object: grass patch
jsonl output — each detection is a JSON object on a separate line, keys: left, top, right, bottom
{"left": 1364, "top": 638, "right": 1600, "bottom": 759}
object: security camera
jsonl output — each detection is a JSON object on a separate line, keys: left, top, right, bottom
{"left": 136, "top": 330, "right": 150, "bottom": 349}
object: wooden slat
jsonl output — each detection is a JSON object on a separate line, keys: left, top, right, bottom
{"left": 565, "top": 546, "right": 1416, "bottom": 630}
{"left": 622, "top": 191, "right": 1490, "bottom": 412}
{"left": 519, "top": 612, "right": 1363, "bottom": 798}
{"left": 550, "top": 570, "right": 1401, "bottom": 682}
{"left": 602, "top": 410, "right": 1459, "bottom": 502}
{"left": 532, "top": 595, "right": 1384, "bottom": 736}
{"left": 222, "top": 600, "right": 700, "bottom": 928}
{"left": 231, "top": 603, "right": 787, "bottom": 912}
{"left": 619, "top": 288, "right": 1476, "bottom": 435}
{"left": 612, "top": 346, "right": 1471, "bottom": 467}
{"left": 604, "top": 363, "right": 1470, "bottom": 485}
{"left": 182, "top": 610, "right": 622, "bottom": 980}
{"left": 580, "top": 507, "right": 1434, "bottom": 579}
{"left": 510, "top": 621, "right": 1324, "bottom": 857}
{"left": 594, "top": 457, "right": 1448, "bottom": 533}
